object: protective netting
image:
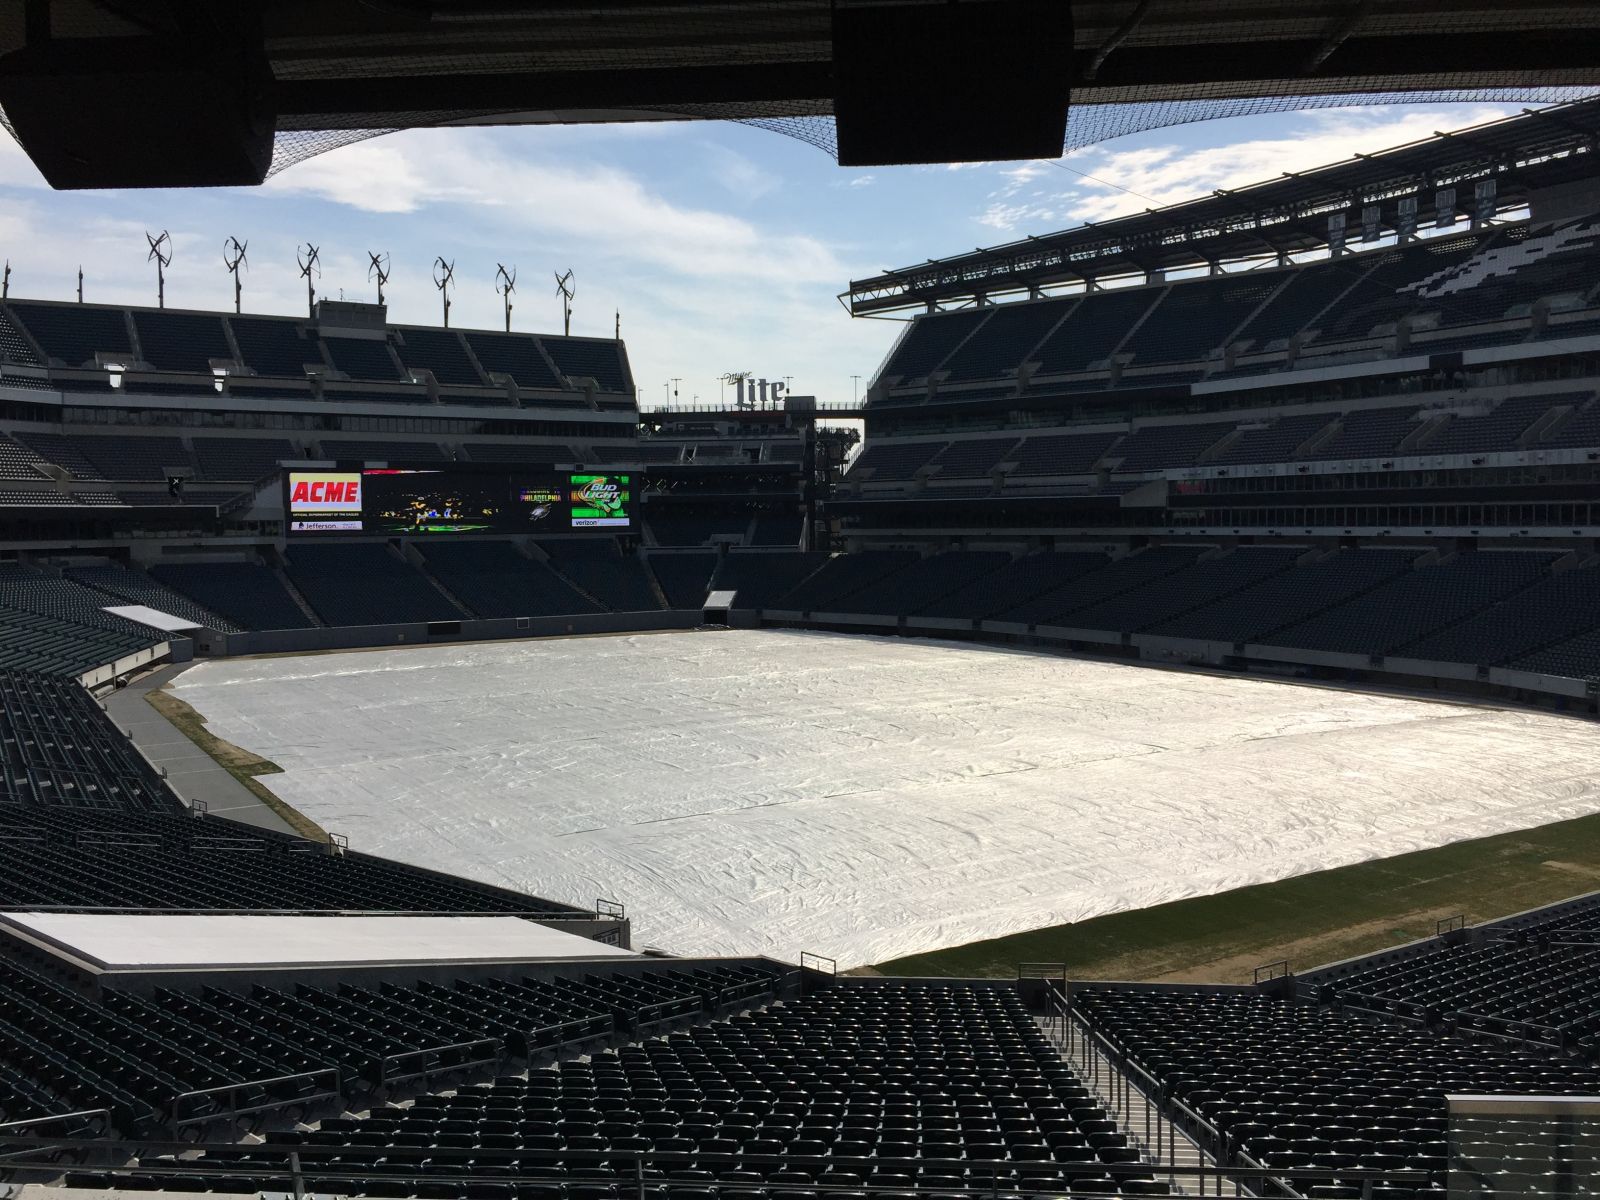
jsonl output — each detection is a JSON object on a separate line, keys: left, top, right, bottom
{"left": 250, "top": 86, "right": 1600, "bottom": 178}
{"left": 5, "top": 87, "right": 1590, "bottom": 179}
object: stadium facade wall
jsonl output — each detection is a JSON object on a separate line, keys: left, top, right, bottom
{"left": 77, "top": 639, "right": 180, "bottom": 690}
{"left": 755, "top": 612, "right": 1600, "bottom": 713}
{"left": 81, "top": 950, "right": 787, "bottom": 1005}
{"left": 202, "top": 609, "right": 705, "bottom": 657}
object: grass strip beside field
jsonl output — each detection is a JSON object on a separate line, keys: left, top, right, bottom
{"left": 145, "top": 685, "right": 329, "bottom": 843}
{"left": 874, "top": 812, "right": 1600, "bottom": 983}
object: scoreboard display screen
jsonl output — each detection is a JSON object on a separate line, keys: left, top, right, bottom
{"left": 569, "top": 474, "right": 633, "bottom": 528}
{"left": 286, "top": 467, "right": 633, "bottom": 536}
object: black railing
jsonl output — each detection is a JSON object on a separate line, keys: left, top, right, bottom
{"left": 377, "top": 1037, "right": 501, "bottom": 1086}
{"left": 0, "top": 1131, "right": 1436, "bottom": 1200}
{"left": 170, "top": 1068, "right": 340, "bottom": 1132}
{"left": 799, "top": 951, "right": 837, "bottom": 976}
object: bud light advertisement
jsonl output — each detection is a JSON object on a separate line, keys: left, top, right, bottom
{"left": 569, "top": 474, "right": 632, "bottom": 528}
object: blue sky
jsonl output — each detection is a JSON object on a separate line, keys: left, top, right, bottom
{"left": 0, "top": 100, "right": 1547, "bottom": 405}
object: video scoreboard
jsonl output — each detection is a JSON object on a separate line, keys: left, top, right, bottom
{"left": 285, "top": 467, "right": 633, "bottom": 536}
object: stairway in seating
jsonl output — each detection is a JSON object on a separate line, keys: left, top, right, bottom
{"left": 1038, "top": 1011, "right": 1211, "bottom": 1195}
{"left": 272, "top": 565, "right": 326, "bottom": 627}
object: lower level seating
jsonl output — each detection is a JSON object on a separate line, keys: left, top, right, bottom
{"left": 918, "top": 552, "right": 1111, "bottom": 621}
{"left": 65, "top": 563, "right": 243, "bottom": 633}
{"left": 149, "top": 561, "right": 318, "bottom": 631}
{"left": 1265, "top": 551, "right": 1557, "bottom": 656}
{"left": 1148, "top": 549, "right": 1415, "bottom": 644}
{"left": 835, "top": 551, "right": 1013, "bottom": 616}
{"left": 285, "top": 544, "right": 463, "bottom": 627}
{"left": 648, "top": 512, "right": 750, "bottom": 547}
{"left": 419, "top": 541, "right": 603, "bottom": 619}
{"left": 998, "top": 547, "right": 1205, "bottom": 627}
{"left": 0, "top": 669, "right": 177, "bottom": 810}
{"left": 0, "top": 565, "right": 166, "bottom": 640}
{"left": 1314, "top": 940, "right": 1600, "bottom": 1053}
{"left": 1512, "top": 627, "right": 1600, "bottom": 680}
{"left": 1077, "top": 986, "right": 1600, "bottom": 1199}
{"left": 0, "top": 603, "right": 159, "bottom": 676}
{"left": 540, "top": 541, "right": 664, "bottom": 612}
{"left": 0, "top": 805, "right": 583, "bottom": 913}
{"left": 749, "top": 512, "right": 804, "bottom": 547}
{"left": 194, "top": 981, "right": 1142, "bottom": 1197}
{"left": 709, "top": 552, "right": 828, "bottom": 610}
{"left": 648, "top": 553, "right": 718, "bottom": 610}
{"left": 0, "top": 950, "right": 780, "bottom": 1136}
{"left": 770, "top": 551, "right": 921, "bottom": 612}
{"left": 1057, "top": 547, "right": 1300, "bottom": 633}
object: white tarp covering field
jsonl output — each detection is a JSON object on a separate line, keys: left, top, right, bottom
{"left": 172, "top": 630, "right": 1600, "bottom": 968}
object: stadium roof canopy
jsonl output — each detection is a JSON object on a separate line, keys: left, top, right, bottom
{"left": 843, "top": 97, "right": 1600, "bottom": 316}
{"left": 3, "top": 1, "right": 1600, "bottom": 189}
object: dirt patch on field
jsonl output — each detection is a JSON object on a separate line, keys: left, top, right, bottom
{"left": 146, "top": 686, "right": 328, "bottom": 842}
{"left": 1541, "top": 860, "right": 1600, "bottom": 880}
{"left": 1136, "top": 906, "right": 1461, "bottom": 984}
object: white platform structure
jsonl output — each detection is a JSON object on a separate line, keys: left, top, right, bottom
{"left": 0, "top": 912, "right": 635, "bottom": 973}
{"left": 173, "top": 629, "right": 1600, "bottom": 969}
{"left": 102, "top": 605, "right": 203, "bottom": 634}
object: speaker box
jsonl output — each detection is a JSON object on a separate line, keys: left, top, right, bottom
{"left": 832, "top": 0, "right": 1074, "bottom": 166}
{"left": 0, "top": 35, "right": 274, "bottom": 189}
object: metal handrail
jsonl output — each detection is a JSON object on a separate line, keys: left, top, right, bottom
{"left": 521, "top": 1013, "right": 613, "bottom": 1054}
{"left": 633, "top": 996, "right": 698, "bottom": 1028}
{"left": 0, "top": 1130, "right": 1435, "bottom": 1197}
{"left": 377, "top": 1037, "right": 501, "bottom": 1085}
{"left": 170, "top": 1068, "right": 341, "bottom": 1130}
{"left": 0, "top": 1110, "right": 111, "bottom": 1162}
{"left": 1253, "top": 959, "right": 1291, "bottom": 984}
{"left": 0, "top": 1111, "right": 110, "bottom": 1133}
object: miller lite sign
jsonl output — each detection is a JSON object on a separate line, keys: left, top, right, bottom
{"left": 730, "top": 376, "right": 788, "bottom": 409}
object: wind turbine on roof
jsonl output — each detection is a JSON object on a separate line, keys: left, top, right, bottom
{"left": 433, "top": 256, "right": 455, "bottom": 327}
{"left": 495, "top": 263, "right": 516, "bottom": 332}
{"left": 554, "top": 268, "right": 574, "bottom": 336}
{"left": 146, "top": 230, "right": 172, "bottom": 309}
{"left": 367, "top": 251, "right": 391, "bottom": 306}
{"left": 222, "top": 236, "right": 248, "bottom": 314}
{"left": 296, "top": 243, "right": 320, "bottom": 316}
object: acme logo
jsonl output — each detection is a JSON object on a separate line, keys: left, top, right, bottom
{"left": 290, "top": 479, "right": 360, "bottom": 505}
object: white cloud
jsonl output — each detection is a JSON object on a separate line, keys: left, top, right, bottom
{"left": 701, "top": 143, "right": 782, "bottom": 201}
{"left": 263, "top": 128, "right": 846, "bottom": 284}
{"left": 976, "top": 104, "right": 1519, "bottom": 232}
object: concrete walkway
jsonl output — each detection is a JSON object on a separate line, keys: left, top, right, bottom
{"left": 104, "top": 663, "right": 298, "bottom": 836}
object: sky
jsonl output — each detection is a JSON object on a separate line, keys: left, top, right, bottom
{"left": 0, "top": 99, "right": 1548, "bottom": 407}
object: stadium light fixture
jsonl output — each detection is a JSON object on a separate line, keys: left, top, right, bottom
{"left": 223, "top": 237, "right": 248, "bottom": 314}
